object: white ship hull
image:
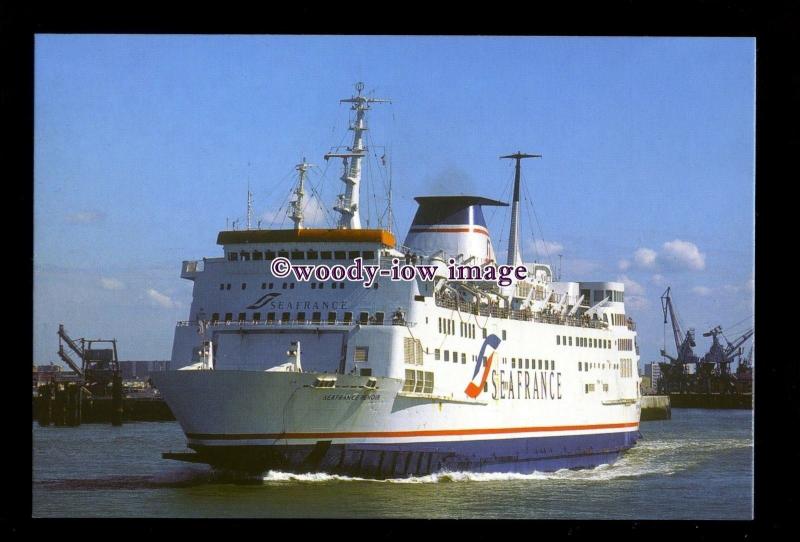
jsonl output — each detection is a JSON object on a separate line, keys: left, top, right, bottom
{"left": 153, "top": 369, "right": 640, "bottom": 476}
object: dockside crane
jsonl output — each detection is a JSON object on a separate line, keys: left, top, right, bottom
{"left": 659, "top": 287, "right": 699, "bottom": 393}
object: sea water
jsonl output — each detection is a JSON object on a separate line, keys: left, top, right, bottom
{"left": 32, "top": 408, "right": 752, "bottom": 519}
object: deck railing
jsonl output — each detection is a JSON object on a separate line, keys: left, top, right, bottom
{"left": 177, "top": 318, "right": 415, "bottom": 328}
{"left": 434, "top": 293, "right": 608, "bottom": 330}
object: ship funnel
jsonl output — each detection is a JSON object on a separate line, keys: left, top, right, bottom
{"left": 403, "top": 196, "right": 507, "bottom": 263}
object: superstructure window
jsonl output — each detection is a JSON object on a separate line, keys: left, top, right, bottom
{"left": 354, "top": 347, "right": 369, "bottom": 362}
{"left": 265, "top": 250, "right": 276, "bottom": 260}
{"left": 267, "top": 312, "right": 275, "bottom": 323}
{"left": 224, "top": 313, "right": 232, "bottom": 322}
{"left": 219, "top": 283, "right": 224, "bottom": 290}
{"left": 359, "top": 312, "right": 369, "bottom": 325}
{"left": 253, "top": 251, "right": 263, "bottom": 261}
{"left": 512, "top": 358, "right": 516, "bottom": 369}
{"left": 228, "top": 252, "right": 238, "bottom": 261}
{"left": 334, "top": 251, "right": 346, "bottom": 260}
{"left": 307, "top": 250, "right": 318, "bottom": 260}
{"left": 569, "top": 336, "right": 573, "bottom": 346}
{"left": 238, "top": 312, "right": 246, "bottom": 322}
{"left": 375, "top": 312, "right": 384, "bottom": 325}
{"left": 240, "top": 251, "right": 250, "bottom": 261}
{"left": 241, "top": 283, "right": 247, "bottom": 290}
{"left": 261, "top": 282, "right": 267, "bottom": 289}
{"left": 321, "top": 251, "right": 332, "bottom": 259}
{"left": 291, "top": 250, "right": 304, "bottom": 260}
{"left": 327, "top": 312, "right": 336, "bottom": 325}
{"left": 444, "top": 350, "right": 450, "bottom": 362}
{"left": 278, "top": 250, "right": 289, "bottom": 258}
{"left": 435, "top": 349, "right": 440, "bottom": 361}
{"left": 362, "top": 250, "right": 375, "bottom": 260}
{"left": 290, "top": 283, "right": 295, "bottom": 289}
{"left": 211, "top": 313, "right": 219, "bottom": 322}
{"left": 281, "top": 312, "right": 290, "bottom": 323}
{"left": 253, "top": 312, "right": 261, "bottom": 322}
{"left": 552, "top": 360, "right": 556, "bottom": 371}
{"left": 349, "top": 251, "right": 360, "bottom": 260}
{"left": 297, "top": 312, "right": 306, "bottom": 323}
{"left": 312, "top": 312, "right": 321, "bottom": 324}
{"left": 343, "top": 312, "right": 353, "bottom": 324}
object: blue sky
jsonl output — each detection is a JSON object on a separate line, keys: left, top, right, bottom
{"left": 34, "top": 35, "right": 755, "bottom": 368}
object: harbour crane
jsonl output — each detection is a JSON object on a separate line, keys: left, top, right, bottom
{"left": 658, "top": 287, "right": 699, "bottom": 393}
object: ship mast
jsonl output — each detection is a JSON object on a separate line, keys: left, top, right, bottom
{"left": 324, "top": 82, "right": 390, "bottom": 230}
{"left": 500, "top": 151, "right": 541, "bottom": 266}
{"left": 288, "top": 158, "right": 313, "bottom": 230}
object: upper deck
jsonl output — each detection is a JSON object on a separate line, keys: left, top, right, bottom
{"left": 217, "top": 228, "right": 396, "bottom": 247}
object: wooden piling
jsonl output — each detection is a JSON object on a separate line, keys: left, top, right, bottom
{"left": 111, "top": 372, "right": 123, "bottom": 426}
{"left": 37, "top": 384, "right": 52, "bottom": 427}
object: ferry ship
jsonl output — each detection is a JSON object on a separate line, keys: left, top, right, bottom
{"left": 153, "top": 83, "right": 642, "bottom": 477}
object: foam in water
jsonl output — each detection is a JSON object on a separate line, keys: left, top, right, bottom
{"left": 255, "top": 436, "right": 752, "bottom": 485}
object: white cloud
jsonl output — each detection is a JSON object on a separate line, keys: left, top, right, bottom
{"left": 259, "top": 194, "right": 331, "bottom": 228}
{"left": 617, "top": 274, "right": 645, "bottom": 296}
{"left": 618, "top": 259, "right": 631, "bottom": 271}
{"left": 563, "top": 258, "right": 600, "bottom": 278}
{"left": 146, "top": 288, "right": 178, "bottom": 309}
{"left": 66, "top": 210, "right": 106, "bottom": 224}
{"left": 661, "top": 239, "right": 705, "bottom": 271}
{"left": 651, "top": 274, "right": 667, "bottom": 286}
{"left": 692, "top": 286, "right": 712, "bottom": 296}
{"left": 527, "top": 239, "right": 564, "bottom": 258}
{"left": 626, "top": 296, "right": 649, "bottom": 311}
{"left": 634, "top": 248, "right": 658, "bottom": 269}
{"left": 100, "top": 277, "right": 125, "bottom": 290}
{"left": 745, "top": 278, "right": 754, "bottom": 292}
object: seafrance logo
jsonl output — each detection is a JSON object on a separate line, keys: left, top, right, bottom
{"left": 247, "top": 292, "right": 282, "bottom": 309}
{"left": 464, "top": 334, "right": 502, "bottom": 398}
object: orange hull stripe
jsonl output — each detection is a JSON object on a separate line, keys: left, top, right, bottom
{"left": 187, "top": 422, "right": 640, "bottom": 441}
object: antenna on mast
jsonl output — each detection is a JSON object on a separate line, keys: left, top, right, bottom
{"left": 288, "top": 158, "right": 313, "bottom": 230}
{"left": 500, "top": 151, "right": 541, "bottom": 266}
{"left": 246, "top": 183, "right": 253, "bottom": 230}
{"left": 325, "top": 82, "right": 390, "bottom": 230}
